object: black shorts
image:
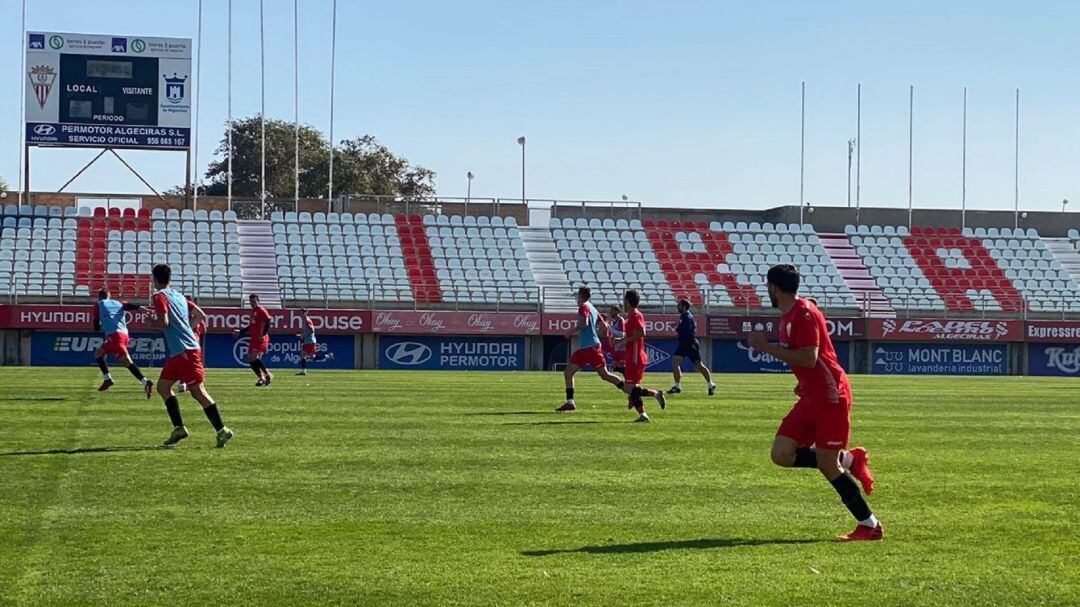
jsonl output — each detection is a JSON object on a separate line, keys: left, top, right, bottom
{"left": 674, "top": 340, "right": 701, "bottom": 364}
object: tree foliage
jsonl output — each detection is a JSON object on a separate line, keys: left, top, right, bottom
{"left": 187, "top": 117, "right": 435, "bottom": 201}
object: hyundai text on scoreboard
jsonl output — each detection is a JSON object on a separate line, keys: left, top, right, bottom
{"left": 25, "top": 32, "right": 191, "bottom": 150}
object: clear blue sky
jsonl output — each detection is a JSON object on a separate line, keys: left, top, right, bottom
{"left": 2, "top": 0, "right": 1078, "bottom": 212}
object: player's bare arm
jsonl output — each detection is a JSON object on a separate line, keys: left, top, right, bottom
{"left": 190, "top": 304, "right": 208, "bottom": 327}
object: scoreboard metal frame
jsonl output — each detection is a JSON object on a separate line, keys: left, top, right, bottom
{"left": 23, "top": 31, "right": 193, "bottom": 202}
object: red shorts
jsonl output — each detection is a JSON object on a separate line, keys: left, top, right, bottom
{"left": 249, "top": 336, "right": 270, "bottom": 356}
{"left": 101, "top": 332, "right": 130, "bottom": 358}
{"left": 569, "top": 345, "right": 606, "bottom": 370}
{"left": 776, "top": 396, "right": 851, "bottom": 450}
{"left": 161, "top": 349, "right": 206, "bottom": 386}
{"left": 302, "top": 343, "right": 317, "bottom": 356}
{"left": 623, "top": 361, "right": 645, "bottom": 384}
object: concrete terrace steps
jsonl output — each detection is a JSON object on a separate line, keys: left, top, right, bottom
{"left": 1044, "top": 238, "right": 1080, "bottom": 286}
{"left": 519, "top": 225, "right": 577, "bottom": 311}
{"left": 818, "top": 233, "right": 895, "bottom": 317}
{"left": 237, "top": 220, "right": 282, "bottom": 308}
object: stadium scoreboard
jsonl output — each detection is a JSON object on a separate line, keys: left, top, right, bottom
{"left": 25, "top": 32, "right": 192, "bottom": 150}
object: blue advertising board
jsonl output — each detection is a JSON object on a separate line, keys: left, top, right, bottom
{"left": 712, "top": 340, "right": 850, "bottom": 373}
{"left": 31, "top": 331, "right": 168, "bottom": 367}
{"left": 379, "top": 336, "right": 525, "bottom": 371}
{"left": 203, "top": 334, "right": 355, "bottom": 370}
{"left": 871, "top": 343, "right": 1006, "bottom": 375}
{"left": 1027, "top": 343, "right": 1080, "bottom": 377}
{"left": 568, "top": 338, "right": 683, "bottom": 373}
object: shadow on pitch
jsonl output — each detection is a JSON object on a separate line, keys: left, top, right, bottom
{"left": 0, "top": 397, "right": 69, "bottom": 402}
{"left": 522, "top": 538, "right": 824, "bottom": 556}
{"left": 465, "top": 411, "right": 548, "bottom": 416}
{"left": 0, "top": 445, "right": 170, "bottom": 457}
{"left": 501, "top": 420, "right": 622, "bottom": 426}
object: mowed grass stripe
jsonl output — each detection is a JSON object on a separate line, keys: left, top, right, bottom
{"left": 0, "top": 368, "right": 1076, "bottom": 606}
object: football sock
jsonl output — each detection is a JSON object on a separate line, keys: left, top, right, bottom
{"left": 830, "top": 474, "right": 873, "bottom": 522}
{"left": 249, "top": 361, "right": 262, "bottom": 376}
{"left": 634, "top": 403, "right": 646, "bottom": 414}
{"left": 256, "top": 360, "right": 269, "bottom": 375}
{"left": 858, "top": 514, "right": 880, "bottom": 528}
{"left": 164, "top": 396, "right": 184, "bottom": 428}
{"left": 839, "top": 450, "right": 854, "bottom": 469}
{"left": 565, "top": 388, "right": 574, "bottom": 402}
{"left": 672, "top": 381, "right": 681, "bottom": 389}
{"left": 300, "top": 358, "right": 307, "bottom": 370}
{"left": 126, "top": 364, "right": 146, "bottom": 382}
{"left": 202, "top": 403, "right": 225, "bottom": 431}
{"left": 314, "top": 353, "right": 327, "bottom": 362}
{"left": 793, "top": 448, "right": 817, "bottom": 468}
{"left": 615, "top": 380, "right": 625, "bottom": 391}
{"left": 96, "top": 357, "right": 109, "bottom": 376}
{"left": 641, "top": 388, "right": 657, "bottom": 397}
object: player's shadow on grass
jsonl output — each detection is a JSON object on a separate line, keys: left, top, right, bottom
{"left": 465, "top": 411, "right": 548, "bottom": 416}
{"left": 522, "top": 538, "right": 824, "bottom": 556}
{"left": 501, "top": 421, "right": 621, "bottom": 426}
{"left": 0, "top": 397, "right": 69, "bottom": 402}
{"left": 0, "top": 446, "right": 170, "bottom": 457}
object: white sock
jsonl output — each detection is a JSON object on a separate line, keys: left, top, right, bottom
{"left": 839, "top": 450, "right": 854, "bottom": 469}
{"left": 140, "top": 378, "right": 150, "bottom": 386}
{"left": 673, "top": 381, "right": 681, "bottom": 389}
{"left": 103, "top": 373, "right": 112, "bottom": 381}
{"left": 858, "top": 514, "right": 879, "bottom": 528}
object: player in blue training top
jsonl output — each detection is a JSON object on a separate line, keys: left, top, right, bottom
{"left": 668, "top": 298, "right": 716, "bottom": 396}
{"left": 149, "top": 264, "right": 234, "bottom": 448}
{"left": 91, "top": 287, "right": 153, "bottom": 398}
{"left": 296, "top": 308, "right": 334, "bottom": 376}
{"left": 556, "top": 285, "right": 625, "bottom": 412}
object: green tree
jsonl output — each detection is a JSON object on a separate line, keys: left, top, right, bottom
{"left": 189, "top": 117, "right": 435, "bottom": 201}
{"left": 0, "top": 175, "right": 9, "bottom": 193}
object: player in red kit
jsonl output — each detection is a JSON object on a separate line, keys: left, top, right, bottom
{"left": 748, "top": 264, "right": 881, "bottom": 542}
{"left": 233, "top": 294, "right": 273, "bottom": 386}
{"left": 612, "top": 289, "right": 666, "bottom": 422}
{"left": 602, "top": 305, "right": 627, "bottom": 374}
{"left": 175, "top": 297, "right": 206, "bottom": 395}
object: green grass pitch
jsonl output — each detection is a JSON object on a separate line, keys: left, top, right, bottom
{"left": 0, "top": 367, "right": 1076, "bottom": 606}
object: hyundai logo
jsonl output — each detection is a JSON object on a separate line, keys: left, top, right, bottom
{"left": 33, "top": 124, "right": 56, "bottom": 135}
{"left": 385, "top": 341, "right": 431, "bottom": 366}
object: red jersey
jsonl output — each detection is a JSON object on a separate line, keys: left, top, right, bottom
{"left": 187, "top": 299, "right": 205, "bottom": 339}
{"left": 779, "top": 297, "right": 849, "bottom": 404}
{"left": 602, "top": 316, "right": 626, "bottom": 354}
{"left": 624, "top": 308, "right": 648, "bottom": 367}
{"left": 250, "top": 306, "right": 270, "bottom": 338}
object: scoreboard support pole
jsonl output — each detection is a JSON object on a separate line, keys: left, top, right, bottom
{"left": 23, "top": 145, "right": 30, "bottom": 206}
{"left": 185, "top": 150, "right": 192, "bottom": 209}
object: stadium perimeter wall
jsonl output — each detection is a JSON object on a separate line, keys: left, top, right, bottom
{"left": 1, "top": 305, "right": 1078, "bottom": 377}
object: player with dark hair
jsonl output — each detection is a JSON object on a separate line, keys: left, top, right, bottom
{"left": 602, "top": 304, "right": 627, "bottom": 374}
{"left": 233, "top": 294, "right": 273, "bottom": 386}
{"left": 296, "top": 308, "right": 334, "bottom": 376}
{"left": 149, "top": 264, "right": 233, "bottom": 448}
{"left": 556, "top": 286, "right": 624, "bottom": 412}
{"left": 612, "top": 289, "right": 666, "bottom": 422}
{"left": 91, "top": 287, "right": 153, "bottom": 398}
{"left": 747, "top": 264, "right": 881, "bottom": 541}
{"left": 668, "top": 298, "right": 716, "bottom": 396}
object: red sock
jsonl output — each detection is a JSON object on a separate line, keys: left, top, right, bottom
{"left": 641, "top": 388, "right": 656, "bottom": 397}
{"left": 635, "top": 404, "right": 645, "bottom": 414}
